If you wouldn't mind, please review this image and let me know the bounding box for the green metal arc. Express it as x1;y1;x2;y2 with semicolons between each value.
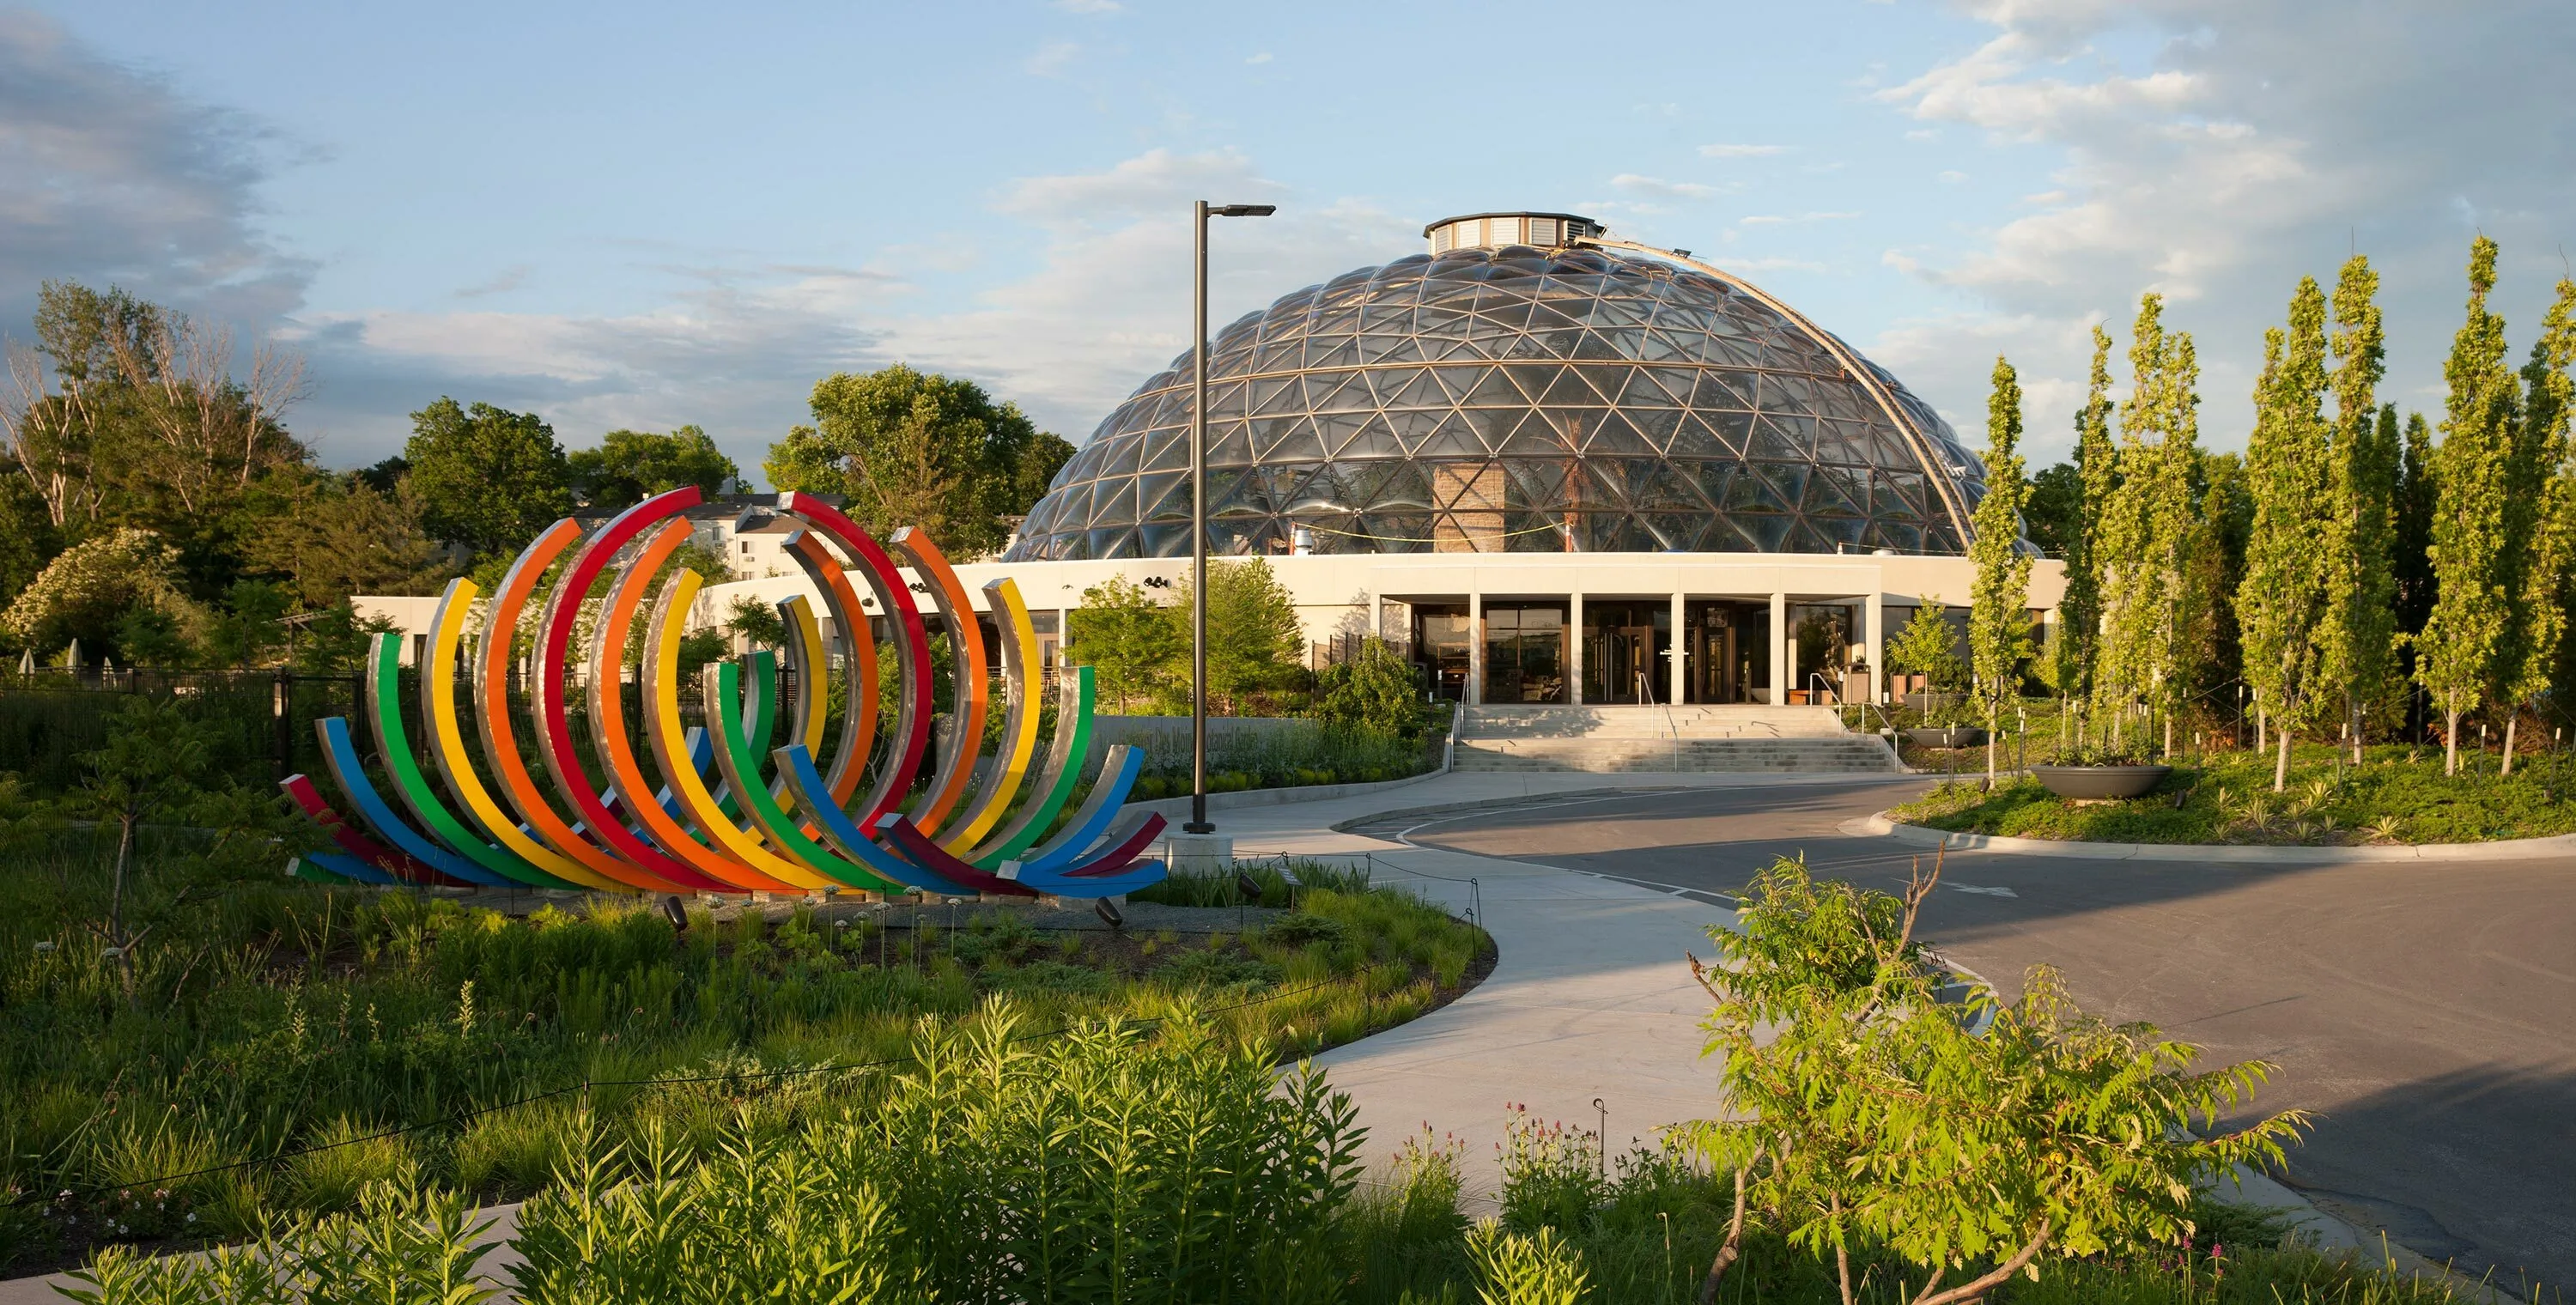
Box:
967;665;1096;871
711;647;774;823
365;633;577;889
707;655;904;893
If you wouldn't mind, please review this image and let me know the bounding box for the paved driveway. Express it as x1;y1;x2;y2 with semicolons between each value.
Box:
1376;778;2576;1292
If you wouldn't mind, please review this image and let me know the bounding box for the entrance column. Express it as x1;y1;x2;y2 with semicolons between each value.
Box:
1568;592;1585;705
1668;592;1686;706
1769;591;1788;707
1369;592;1382;647
1863;592;1885;706
1467;591;1484;707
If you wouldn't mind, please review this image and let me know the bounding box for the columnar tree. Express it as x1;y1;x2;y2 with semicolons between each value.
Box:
1969;357;2032;785
2418;238;2520;775
2494;277;2576;774
2094;296;2201;754
2236;278;2336;792
2053;326;2117;719
2321;257;2397;763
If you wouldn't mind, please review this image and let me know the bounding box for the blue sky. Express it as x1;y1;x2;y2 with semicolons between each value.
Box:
7;1;2573;477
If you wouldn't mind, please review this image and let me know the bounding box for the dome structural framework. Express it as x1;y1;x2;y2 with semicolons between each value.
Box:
1008;218;1999;564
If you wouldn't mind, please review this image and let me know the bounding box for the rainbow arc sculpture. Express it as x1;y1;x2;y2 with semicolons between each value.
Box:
282;487;1165;899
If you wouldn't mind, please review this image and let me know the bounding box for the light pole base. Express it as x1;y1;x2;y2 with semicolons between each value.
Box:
1165;831;1233;873
1182;821;1215;834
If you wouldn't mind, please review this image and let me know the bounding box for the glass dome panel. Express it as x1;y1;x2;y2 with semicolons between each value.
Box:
1007;242;2002;561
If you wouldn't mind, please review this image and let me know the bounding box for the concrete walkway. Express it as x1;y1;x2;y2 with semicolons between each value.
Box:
1205;772;1905;1201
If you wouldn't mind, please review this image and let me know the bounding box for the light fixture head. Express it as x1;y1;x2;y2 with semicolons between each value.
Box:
1213;203;1277;217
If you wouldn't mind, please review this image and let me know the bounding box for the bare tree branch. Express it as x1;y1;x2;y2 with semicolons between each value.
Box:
1696;1162;1751;1305
1910;1219;2051;1305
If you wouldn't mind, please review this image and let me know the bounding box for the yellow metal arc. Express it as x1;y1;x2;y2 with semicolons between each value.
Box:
781;594;829;774
643;569;836;890
421;577;617;890
940;578;1041;853
586;521;798;893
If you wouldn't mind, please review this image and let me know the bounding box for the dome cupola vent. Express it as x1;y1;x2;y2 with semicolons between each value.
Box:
1425;211;1602;254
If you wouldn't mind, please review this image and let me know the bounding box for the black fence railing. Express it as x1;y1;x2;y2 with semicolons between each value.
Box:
0;667;366;795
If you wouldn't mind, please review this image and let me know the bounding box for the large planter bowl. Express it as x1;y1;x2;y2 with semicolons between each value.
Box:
2029;764;2172;799
1906;726;1989;750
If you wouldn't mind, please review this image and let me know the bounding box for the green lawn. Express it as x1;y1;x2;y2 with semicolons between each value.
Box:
1892;742;2576;845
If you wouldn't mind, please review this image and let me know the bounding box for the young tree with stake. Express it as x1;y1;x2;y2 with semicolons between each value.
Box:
2418;238;2519;775
2322;257;2397;764
2094;296;2201;755
2238;278;2336;792
2056;326;2117;736
2494;276;2576;774
1969;357;2032;786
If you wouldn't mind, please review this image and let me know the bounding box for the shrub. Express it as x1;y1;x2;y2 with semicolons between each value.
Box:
65;1009;1369;1303
1680;852;2306;1304
1263;911;1351;949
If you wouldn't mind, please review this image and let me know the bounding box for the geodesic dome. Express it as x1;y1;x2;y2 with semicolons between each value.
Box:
1007;222;1995;561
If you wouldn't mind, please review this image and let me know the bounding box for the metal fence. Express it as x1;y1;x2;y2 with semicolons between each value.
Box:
0;667;364;795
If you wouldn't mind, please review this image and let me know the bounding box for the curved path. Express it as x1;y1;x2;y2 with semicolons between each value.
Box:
1391;777;2576;1292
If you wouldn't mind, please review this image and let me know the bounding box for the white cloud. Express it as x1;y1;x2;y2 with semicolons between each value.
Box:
1023;39;1082;76
1866;0;2576;458
998;148;1281;227
1738;211;1861;226
283;152;1412;467
1719;258;1833;275
1245;51;1273;64
1698;143;1791;158
1052;0;1121;13
0;12;312;338
453;265;532;299
1609;173;1721;202
1937;170;1968;184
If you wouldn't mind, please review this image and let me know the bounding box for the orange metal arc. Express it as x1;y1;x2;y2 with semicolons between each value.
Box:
889;526;986;836
586;521;799;892
469;518;689;892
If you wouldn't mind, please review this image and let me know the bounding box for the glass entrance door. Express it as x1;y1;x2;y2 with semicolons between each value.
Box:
1582;600;1670;704
1685;600;1770;703
1483;602;1567;703
1788;603;1858;704
1412;603;1471;701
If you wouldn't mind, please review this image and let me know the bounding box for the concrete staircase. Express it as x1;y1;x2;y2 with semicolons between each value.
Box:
1452;705;1900;774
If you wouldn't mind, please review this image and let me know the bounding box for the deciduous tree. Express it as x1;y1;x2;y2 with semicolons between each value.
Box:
2419;238;2519;775
1684;854;2303;1305
1066;574;1182;713
2494;276;2576;774
2094;297;2201;754
0;527;192;659
2238;277;2336;792
568;425;742;511
404;398;574;558
1177;557;1309;714
1968;357;2032;785
2322;257;2398;762
2054;326;2117;722
763;365;1072;561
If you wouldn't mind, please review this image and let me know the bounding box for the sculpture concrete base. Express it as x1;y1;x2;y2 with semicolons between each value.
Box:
1164;831;1235;875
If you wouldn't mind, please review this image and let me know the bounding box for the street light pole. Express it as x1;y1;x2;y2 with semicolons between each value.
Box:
1188;199;1275;835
